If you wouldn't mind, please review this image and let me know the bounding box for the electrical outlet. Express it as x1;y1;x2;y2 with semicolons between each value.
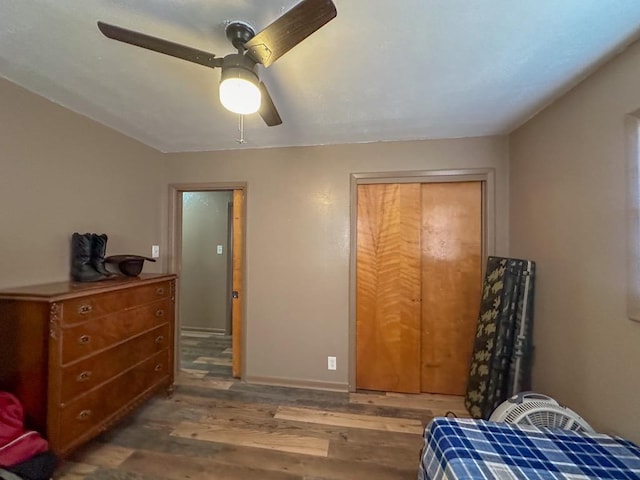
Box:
327;356;337;371
151;245;160;258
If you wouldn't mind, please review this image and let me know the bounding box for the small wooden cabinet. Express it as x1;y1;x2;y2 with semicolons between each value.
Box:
0;274;176;456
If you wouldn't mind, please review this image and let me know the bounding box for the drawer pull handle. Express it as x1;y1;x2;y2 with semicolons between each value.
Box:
156;287;165;296
76;371;92;382
76;410;92;421
78;304;92;315
154;364;163;372
155;309;164;318
78;335;91;345
154;335;164;345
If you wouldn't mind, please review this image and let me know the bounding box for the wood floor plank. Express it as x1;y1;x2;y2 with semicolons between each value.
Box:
200;403;279;423
327;438;422;469
121;445;416;480
350;392;433;411
198;405;423;450
193;356;233;366
388;392;470;417
54;462;98;480
175;373;234;390
174;386;431;425
179;368;207;378
181;331;215;338
170;421;330;457
198;444;417;480
274;406;424;434
387;391;465;401
121;449;302;480
98;423;228;458
126;396;206;425
170;392;297;418
350;392;469;417
69;443;134;468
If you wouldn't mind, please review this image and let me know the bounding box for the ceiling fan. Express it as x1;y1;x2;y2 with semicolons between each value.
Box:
97;0;337;127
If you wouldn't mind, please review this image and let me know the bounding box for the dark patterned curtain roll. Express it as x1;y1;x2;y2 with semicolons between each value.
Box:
464;256;536;419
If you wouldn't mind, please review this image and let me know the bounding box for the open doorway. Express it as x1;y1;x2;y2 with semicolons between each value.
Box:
181;190;233;376
169;184;245;380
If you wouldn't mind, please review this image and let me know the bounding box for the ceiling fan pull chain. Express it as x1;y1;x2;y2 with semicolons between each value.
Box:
237;114;246;144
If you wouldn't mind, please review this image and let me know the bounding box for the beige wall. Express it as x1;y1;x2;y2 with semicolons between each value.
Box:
0;73;509;392
510;40;640;442
0;77;165;289
181;191;232;332
165;138;509;388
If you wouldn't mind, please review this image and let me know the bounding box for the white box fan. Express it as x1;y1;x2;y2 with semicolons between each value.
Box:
489;392;594;433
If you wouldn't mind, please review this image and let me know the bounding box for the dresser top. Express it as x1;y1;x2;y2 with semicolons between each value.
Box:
0;273;176;301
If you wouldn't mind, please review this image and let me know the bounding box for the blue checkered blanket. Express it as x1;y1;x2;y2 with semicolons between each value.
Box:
418;417;640;479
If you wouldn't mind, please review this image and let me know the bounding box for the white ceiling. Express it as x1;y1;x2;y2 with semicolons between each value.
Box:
1;1;640;153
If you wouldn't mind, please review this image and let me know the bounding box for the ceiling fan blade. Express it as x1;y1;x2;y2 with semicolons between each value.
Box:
258;82;282;126
97;21;223;69
244;0;337;67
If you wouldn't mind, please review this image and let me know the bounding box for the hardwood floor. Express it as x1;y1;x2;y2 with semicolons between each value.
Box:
54;331;468;480
180;330;233;378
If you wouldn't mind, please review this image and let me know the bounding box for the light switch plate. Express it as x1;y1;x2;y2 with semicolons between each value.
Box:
328;356;337;370
217;245;223;255
151;245;160;258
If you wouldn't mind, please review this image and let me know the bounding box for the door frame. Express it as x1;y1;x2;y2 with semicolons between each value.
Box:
348;169;496;392
168;182;247;379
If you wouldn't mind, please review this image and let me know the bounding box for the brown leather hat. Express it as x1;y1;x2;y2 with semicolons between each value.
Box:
105;255;156;277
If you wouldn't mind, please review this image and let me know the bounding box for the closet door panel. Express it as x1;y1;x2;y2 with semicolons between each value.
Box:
356;184;422;393
420;182;482;395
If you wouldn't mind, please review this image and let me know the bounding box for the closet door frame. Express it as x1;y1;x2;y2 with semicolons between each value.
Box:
348;169;496;392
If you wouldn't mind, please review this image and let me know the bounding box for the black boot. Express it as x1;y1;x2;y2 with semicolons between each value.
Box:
91;233;115;277
71;233;106;282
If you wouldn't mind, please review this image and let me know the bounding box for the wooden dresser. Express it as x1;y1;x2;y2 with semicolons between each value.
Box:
0;273;176;457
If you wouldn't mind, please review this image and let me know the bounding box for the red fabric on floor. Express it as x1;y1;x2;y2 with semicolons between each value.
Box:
0;392;48;467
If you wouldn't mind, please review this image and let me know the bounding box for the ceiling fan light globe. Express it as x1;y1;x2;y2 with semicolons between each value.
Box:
219;77;261;115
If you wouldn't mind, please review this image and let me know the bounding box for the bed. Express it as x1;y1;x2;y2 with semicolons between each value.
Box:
418;417;640;479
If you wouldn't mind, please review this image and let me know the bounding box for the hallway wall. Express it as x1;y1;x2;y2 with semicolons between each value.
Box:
181;191;233;332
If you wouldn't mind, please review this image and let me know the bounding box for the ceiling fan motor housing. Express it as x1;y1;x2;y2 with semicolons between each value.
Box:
220;53;259;85
225;21;255;49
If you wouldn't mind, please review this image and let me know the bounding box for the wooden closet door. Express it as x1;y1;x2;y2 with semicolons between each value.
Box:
356;184;422;393
420;182;482;395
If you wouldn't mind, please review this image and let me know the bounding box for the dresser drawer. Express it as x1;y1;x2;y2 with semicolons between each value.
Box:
60;281;171;325
59;299;172;365
59;323;170;405
56;350;169;452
